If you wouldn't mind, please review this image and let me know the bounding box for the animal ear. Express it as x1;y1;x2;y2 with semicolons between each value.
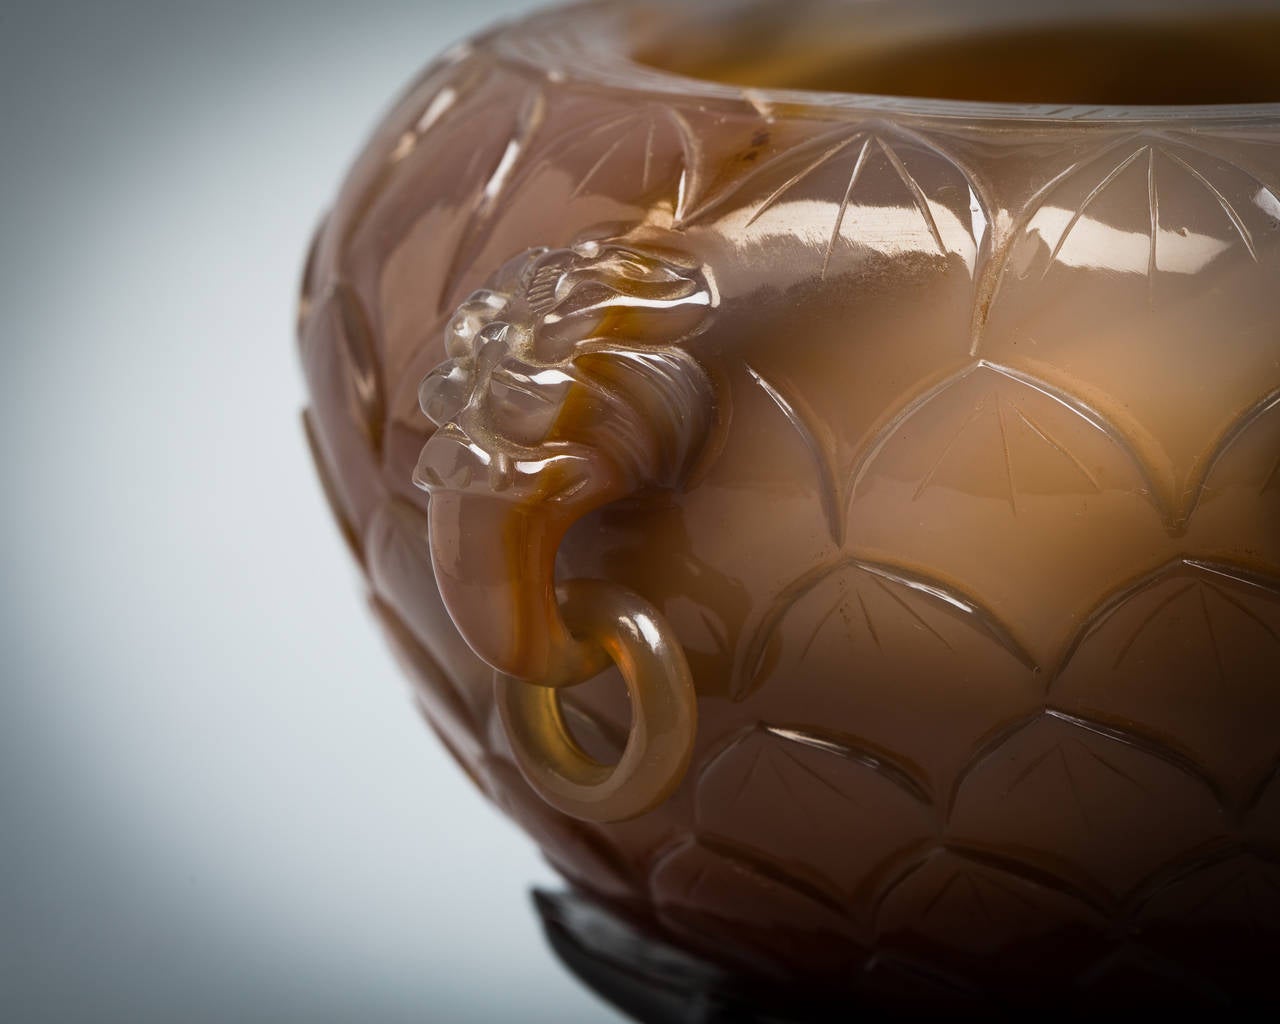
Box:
528;240;715;358
570;347;715;487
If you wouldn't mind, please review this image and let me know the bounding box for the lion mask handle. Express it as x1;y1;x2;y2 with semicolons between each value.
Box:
414;237;716;822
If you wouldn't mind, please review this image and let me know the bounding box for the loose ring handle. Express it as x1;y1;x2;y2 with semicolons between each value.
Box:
496;579;697;822
413;237;716;822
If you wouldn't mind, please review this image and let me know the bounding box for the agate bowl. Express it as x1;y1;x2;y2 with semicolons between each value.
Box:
298;0;1280;1010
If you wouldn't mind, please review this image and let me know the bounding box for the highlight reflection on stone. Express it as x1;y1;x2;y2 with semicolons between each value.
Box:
298;0;1280;1008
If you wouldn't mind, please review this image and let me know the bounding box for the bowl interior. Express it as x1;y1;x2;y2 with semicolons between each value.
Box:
632;0;1280;106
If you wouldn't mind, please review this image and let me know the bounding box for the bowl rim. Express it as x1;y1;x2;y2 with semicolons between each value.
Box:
486;0;1280;126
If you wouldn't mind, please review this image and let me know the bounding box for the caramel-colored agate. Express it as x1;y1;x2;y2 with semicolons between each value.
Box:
640;10;1280;105
299;0;1280;1006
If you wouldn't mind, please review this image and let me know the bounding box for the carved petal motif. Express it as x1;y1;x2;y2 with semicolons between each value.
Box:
438;97;728;313
548;103;704;214
979;135;1280;529
1053;560;1280;806
691;124;986;547
301;410;363;567
1249;764;1280;840
297;283;388;532
1138;851;1280;935
332;47;489;262
737;558;1038;791
436;87;548;314
375;598;484;769
873;847;1107;981
410;691;489;800
849;362;1162;669
949;711;1225;898
364;498;493;736
324;60;551;436
1185;388;1280;567
694;725;935;911
689;122;987;280
648;837;863;978
1135;852;1280;994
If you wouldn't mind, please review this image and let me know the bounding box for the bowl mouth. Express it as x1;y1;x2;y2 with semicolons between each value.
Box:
489;0;1280;125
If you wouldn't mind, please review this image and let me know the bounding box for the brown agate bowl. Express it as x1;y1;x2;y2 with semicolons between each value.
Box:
298;0;1280;1009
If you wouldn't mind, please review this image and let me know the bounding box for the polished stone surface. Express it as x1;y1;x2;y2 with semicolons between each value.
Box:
301;0;1280;1008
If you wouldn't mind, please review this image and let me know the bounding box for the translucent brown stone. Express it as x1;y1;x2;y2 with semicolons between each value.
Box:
298;0;1280;1007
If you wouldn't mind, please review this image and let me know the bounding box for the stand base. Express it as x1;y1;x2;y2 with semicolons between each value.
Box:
534;889;776;1023
533;888;1280;1022
534;889;941;1023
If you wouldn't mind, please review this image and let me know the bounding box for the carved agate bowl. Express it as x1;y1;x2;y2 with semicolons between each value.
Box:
299;0;1280;1008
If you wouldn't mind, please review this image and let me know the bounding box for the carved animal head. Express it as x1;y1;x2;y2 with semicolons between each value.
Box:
414;236;716;680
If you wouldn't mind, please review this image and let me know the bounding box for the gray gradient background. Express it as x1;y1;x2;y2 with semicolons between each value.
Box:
0;1;618;1020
